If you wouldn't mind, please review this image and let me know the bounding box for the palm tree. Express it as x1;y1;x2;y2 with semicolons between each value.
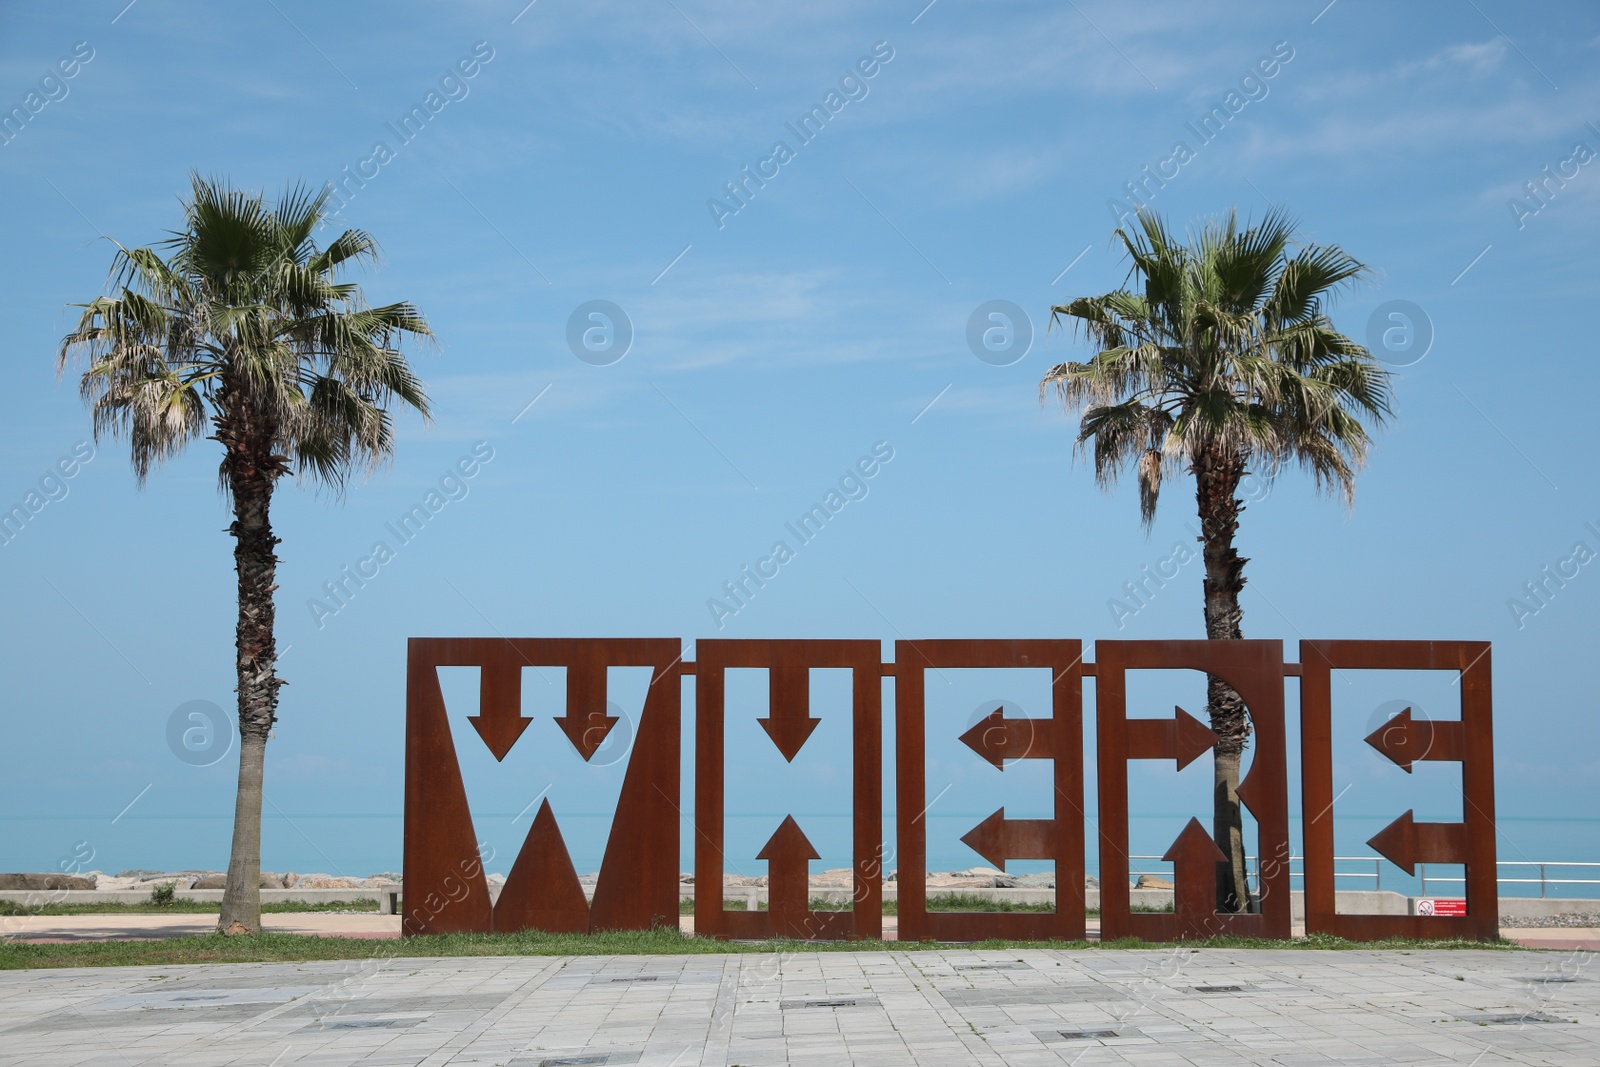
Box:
1041;208;1393;912
59;175;432;934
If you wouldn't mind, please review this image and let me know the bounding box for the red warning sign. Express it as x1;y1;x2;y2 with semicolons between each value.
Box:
1416;897;1467;917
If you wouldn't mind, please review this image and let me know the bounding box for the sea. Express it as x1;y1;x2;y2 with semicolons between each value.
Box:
6;812;1597;901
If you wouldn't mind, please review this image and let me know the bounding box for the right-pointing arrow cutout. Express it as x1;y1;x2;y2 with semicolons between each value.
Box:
1127;706;1217;769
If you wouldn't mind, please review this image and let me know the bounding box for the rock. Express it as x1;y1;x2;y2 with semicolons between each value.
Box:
292;874;361;890
926;868;1010;889
1135;874;1174;890
0;873;95;891
679;873;695;884
955;866;1008;880
139;873;210;890
919;866;1034;890
86;873;143;891
283;872;299;888
188;873;281;890
1084;875;1099;888
810;868;854;888
1500;912;1600;929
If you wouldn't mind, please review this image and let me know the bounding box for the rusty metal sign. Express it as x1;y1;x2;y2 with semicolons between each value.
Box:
1299;640;1497;942
403;638;682;936
692;639;883;940
893;640;1087;943
1095;640;1293;942
403;637;1497;942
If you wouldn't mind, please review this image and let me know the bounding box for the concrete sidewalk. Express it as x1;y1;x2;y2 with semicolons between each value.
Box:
2;946;1596;1065
2;913;402;942
7;912;1597;950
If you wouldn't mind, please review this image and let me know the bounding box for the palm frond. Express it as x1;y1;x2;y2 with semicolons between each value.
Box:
59;175;434;494
1040;207;1394;518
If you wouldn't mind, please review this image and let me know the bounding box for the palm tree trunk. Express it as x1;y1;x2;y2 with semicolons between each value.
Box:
217;396;284;935
1194;445;1253;913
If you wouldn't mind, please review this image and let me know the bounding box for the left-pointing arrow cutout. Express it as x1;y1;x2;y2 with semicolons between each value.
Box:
959;705;1054;769
959;808;1055;871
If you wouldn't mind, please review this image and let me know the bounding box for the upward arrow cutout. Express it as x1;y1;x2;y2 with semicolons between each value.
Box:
757;814;820;931
468;663;533;761
757;665;820;761
1162;817;1228;930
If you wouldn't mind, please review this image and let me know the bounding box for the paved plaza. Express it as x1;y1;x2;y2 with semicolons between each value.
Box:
6;913;1598;951
3;947;1597;1066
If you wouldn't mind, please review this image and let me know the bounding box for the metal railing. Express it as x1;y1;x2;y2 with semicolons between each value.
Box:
1126;856;1600;898
1129;854;1383;894
1420;861;1600;899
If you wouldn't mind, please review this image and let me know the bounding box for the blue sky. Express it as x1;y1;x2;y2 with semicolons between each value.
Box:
1;0;1597;888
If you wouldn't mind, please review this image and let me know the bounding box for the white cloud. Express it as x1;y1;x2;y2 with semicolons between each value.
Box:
1398;39;1507;78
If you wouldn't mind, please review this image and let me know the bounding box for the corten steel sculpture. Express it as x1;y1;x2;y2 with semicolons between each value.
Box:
894;640;1088;943
402;638;682;936
1095;640;1292;941
402;637;1497;942
1299;640;1497;941
693;640;883;940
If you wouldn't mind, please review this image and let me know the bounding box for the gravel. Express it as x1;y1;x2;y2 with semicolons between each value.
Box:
1500;912;1600;929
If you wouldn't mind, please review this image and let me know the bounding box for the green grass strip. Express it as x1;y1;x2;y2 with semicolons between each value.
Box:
0;900;379;917
0;928;1523;970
